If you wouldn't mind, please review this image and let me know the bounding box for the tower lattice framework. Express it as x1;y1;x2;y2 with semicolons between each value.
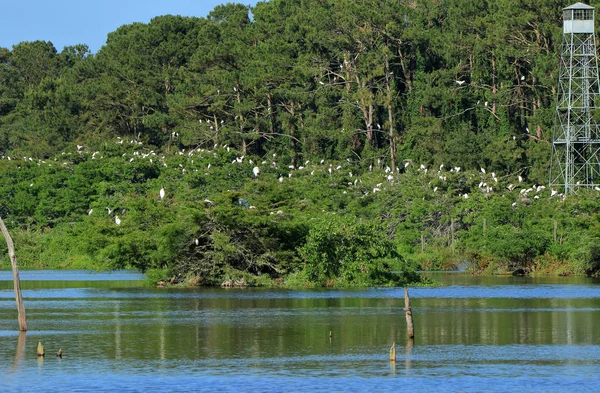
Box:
550;3;600;194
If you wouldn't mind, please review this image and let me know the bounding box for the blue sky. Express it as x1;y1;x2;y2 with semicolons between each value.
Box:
0;0;260;54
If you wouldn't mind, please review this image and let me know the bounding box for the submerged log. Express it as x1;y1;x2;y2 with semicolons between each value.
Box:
404;287;414;339
0;216;27;331
57;348;62;358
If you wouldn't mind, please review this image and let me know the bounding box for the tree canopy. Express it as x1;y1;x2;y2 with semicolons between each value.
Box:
1;0;600;285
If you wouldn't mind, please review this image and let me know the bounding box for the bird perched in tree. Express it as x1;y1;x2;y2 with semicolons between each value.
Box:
253;166;260;177
115;216;121;225
160;187;165;200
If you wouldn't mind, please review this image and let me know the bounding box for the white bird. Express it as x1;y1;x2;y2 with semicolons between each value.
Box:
520;75;525;81
455;80;465;85
551;189;558;197
160;187;165;200
88;209;93;215
253;166;260;177
518;175;523;183
279;176;284;183
115;216;121;225
481;168;486;174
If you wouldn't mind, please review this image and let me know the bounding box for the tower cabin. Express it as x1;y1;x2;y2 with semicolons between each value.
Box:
563;2;594;34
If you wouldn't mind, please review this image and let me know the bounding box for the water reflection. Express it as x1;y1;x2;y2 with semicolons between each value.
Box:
11;332;26;372
1;273;600;392
405;338;414;372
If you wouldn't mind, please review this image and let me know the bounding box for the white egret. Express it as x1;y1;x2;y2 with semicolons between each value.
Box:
160;187;165;200
253;166;260;177
115;216;121;225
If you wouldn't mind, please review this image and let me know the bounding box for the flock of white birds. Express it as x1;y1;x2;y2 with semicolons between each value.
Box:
3;134;593;226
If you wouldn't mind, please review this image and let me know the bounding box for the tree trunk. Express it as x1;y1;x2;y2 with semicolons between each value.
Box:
0;216;27;331
385;52;397;173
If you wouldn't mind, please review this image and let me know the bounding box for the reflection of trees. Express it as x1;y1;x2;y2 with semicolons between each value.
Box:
88;292;600;362
415;297;597;345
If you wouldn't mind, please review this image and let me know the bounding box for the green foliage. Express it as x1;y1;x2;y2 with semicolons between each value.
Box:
2;0;600;285
298;216;413;287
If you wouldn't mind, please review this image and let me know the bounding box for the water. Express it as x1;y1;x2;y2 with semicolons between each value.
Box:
1;272;600;392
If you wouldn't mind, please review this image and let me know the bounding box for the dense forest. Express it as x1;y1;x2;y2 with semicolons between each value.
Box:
1;0;600;286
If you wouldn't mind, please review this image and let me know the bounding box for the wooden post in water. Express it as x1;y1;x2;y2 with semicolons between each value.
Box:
389;342;396;361
0;216;27;331
404;287;414;339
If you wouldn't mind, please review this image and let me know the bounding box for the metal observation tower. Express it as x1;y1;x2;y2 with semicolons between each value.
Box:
550;2;600;194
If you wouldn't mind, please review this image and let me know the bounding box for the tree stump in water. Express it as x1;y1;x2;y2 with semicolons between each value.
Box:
404;287;414;339
389;342;396;361
0;216;27;331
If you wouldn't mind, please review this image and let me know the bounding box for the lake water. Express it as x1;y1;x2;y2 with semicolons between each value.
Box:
1;271;600;392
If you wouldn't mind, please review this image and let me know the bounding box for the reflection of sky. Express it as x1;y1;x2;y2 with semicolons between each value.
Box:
3;284;600;300
0;270;143;281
